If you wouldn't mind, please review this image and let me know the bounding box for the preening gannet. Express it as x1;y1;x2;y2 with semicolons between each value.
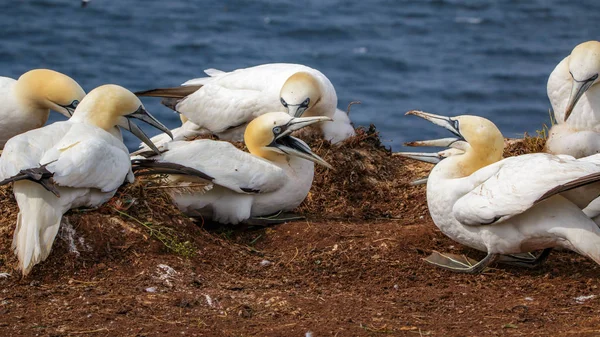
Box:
398;110;600;274
135;63;355;144
0;85;171;276
0;69;85;149
132;111;332;225
546;41;600;158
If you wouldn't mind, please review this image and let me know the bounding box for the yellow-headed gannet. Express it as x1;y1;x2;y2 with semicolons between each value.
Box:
0;69;85;149
397;110;600;274
0;85;171;276
546;41;600;158
135;63;355;144
132;111;332;224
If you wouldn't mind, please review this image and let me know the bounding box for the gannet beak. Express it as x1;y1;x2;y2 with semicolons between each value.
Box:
287;104;309;118
120;106;173;154
271;115;333;168
565;75;597;121
405;137;462;148
393;151;445;164
405;110;464;140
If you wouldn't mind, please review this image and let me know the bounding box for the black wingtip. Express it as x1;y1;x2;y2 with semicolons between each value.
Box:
131;159;214;181
0;164;60;197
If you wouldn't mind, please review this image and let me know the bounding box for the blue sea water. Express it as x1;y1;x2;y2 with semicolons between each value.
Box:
0;0;597;150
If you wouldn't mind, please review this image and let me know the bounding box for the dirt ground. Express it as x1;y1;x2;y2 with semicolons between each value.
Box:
1;129;600;337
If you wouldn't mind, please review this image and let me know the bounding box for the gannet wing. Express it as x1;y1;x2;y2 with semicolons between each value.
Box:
157;140;287;194
0;122;72;180
39;127;131;192
453;153;600;226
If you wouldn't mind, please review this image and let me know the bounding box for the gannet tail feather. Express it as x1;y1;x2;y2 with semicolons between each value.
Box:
131;159;214;181
0;165;59;197
12;181;63;276
134;85;203;99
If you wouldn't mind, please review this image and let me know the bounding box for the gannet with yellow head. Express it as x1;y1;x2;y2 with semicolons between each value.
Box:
397;110;600;274
0;84;172;276
134;63;355;144
132;111;332;224
0;69;86;149
546;41;600;157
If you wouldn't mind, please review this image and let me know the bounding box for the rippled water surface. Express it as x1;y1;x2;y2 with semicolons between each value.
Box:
1;0;597;150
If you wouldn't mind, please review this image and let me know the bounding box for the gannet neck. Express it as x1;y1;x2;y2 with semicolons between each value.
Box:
14;69;85;117
280;72;323;118
71;84;143;131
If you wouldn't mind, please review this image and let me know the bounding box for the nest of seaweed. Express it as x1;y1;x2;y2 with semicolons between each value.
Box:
0;126;546;274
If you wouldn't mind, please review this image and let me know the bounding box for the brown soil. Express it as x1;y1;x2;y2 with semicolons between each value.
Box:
2;129;599;337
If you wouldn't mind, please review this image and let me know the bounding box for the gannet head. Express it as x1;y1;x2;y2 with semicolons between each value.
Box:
280;72;322;118
565;41;600;121
400;110;504;177
15;69;86;117
244;111;333;168
73;84;173;154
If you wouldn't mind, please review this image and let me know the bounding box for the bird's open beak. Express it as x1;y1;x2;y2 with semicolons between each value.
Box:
119;106;173;154
271;116;333;168
565;76;597;121
405;110;464;140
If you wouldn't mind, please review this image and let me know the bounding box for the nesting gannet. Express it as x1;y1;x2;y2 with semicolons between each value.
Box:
135;63;355;144
0;85;171;275
546;41;600;158
397;110;600;274
132;111;332;224
0;69;85;149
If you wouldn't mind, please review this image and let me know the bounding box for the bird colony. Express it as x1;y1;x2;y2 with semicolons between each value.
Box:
1;42;600;277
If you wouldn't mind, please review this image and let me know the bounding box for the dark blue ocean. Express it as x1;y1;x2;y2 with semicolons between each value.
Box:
1;0;597;150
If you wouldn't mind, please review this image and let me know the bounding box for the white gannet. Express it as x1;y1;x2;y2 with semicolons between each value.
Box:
397;110;600;273
132;111;332;225
546;41;600;158
135;63;355;144
0;85;171;276
0;69;86;149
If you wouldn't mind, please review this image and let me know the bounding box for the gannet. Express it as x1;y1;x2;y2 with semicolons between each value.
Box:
135;63;355;144
397;110;600;274
546;41;600;158
132;111;332;225
0;69;85;149
0;85;171;275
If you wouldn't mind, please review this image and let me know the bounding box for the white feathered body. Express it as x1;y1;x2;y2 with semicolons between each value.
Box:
0;121;133;274
427;153;600;262
151;140;314;224
0;76;49;149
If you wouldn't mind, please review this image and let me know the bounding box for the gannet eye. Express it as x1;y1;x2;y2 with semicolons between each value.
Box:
453;119;460;131
590;74;599;82
273;126;282;134
301;98;310;107
280;97;288;108
70;100;79;109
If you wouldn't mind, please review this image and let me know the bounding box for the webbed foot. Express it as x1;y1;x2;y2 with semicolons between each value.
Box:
424;251;499;274
497;248;552;268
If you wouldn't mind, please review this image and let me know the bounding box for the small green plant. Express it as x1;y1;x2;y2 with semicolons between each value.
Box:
112;207;196;258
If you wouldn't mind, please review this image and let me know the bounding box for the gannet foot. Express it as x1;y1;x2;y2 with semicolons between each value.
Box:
244;211;305;226
424;251;499;274
497;248;552;269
